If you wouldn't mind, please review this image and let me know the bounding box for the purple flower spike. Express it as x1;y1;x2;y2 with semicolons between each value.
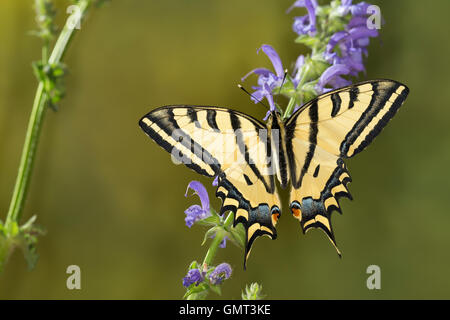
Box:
322;1;380;84
184;181;211;228
208;263;232;285
182;268;204;287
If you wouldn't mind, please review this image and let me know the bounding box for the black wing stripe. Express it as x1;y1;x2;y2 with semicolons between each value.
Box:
187;108;198;124
348;86;359;109
206;109;220;132
296;101;318;188
330;93;342;117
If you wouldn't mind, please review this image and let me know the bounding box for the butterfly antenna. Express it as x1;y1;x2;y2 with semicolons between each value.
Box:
278;69;289;95
238;84;269;110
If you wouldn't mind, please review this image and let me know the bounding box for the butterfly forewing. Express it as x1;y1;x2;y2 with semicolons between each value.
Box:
139;106;281;267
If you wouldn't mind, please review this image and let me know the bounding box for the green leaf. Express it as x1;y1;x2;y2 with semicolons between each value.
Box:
295;35;320;49
226;223;245;249
310;58;330;76
188;260;199;270
201;226;220;246
196;214;220;227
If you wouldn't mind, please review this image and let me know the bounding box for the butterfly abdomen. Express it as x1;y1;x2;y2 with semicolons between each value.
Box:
268;112;289;189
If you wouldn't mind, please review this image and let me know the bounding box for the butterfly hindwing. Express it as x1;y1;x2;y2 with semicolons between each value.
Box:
285;80;409;252
139;106;281;267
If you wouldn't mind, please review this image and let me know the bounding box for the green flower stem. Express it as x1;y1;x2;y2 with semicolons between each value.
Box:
4;0;92;231
283;96;297;120
202;212;234;268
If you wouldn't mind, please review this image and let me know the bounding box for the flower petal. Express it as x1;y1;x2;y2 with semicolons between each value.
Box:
317;64;351;92
263;83;276;112
351;2;371;16
185;180;210;212
241;68;273;81
258;45;284;78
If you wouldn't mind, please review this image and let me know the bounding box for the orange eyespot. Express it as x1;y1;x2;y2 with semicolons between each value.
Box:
270;206;281;225
290;201;302;219
272;212;280;222
291;207;301;218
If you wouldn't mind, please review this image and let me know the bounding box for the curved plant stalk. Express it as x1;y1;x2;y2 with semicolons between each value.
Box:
0;0;98;272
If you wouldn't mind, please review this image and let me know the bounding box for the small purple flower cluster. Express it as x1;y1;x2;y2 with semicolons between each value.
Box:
289;0;318;36
182;263;232;288
182;268;203;287
242;0;380;116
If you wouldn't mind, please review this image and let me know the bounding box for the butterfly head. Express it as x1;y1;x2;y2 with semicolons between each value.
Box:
266;110;283;128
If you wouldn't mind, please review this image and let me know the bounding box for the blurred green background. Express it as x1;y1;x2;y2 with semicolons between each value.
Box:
1;0;450;299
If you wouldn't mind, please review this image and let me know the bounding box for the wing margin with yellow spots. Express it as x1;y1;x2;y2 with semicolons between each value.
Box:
285;80;409;253
139;106;281;267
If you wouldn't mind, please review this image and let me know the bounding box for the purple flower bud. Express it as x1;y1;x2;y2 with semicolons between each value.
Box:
208;263;232;285
182;268;204;287
289;0;318;36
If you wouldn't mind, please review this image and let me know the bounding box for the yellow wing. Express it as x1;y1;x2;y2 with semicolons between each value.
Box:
285;80;409;253
139;106;281;267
